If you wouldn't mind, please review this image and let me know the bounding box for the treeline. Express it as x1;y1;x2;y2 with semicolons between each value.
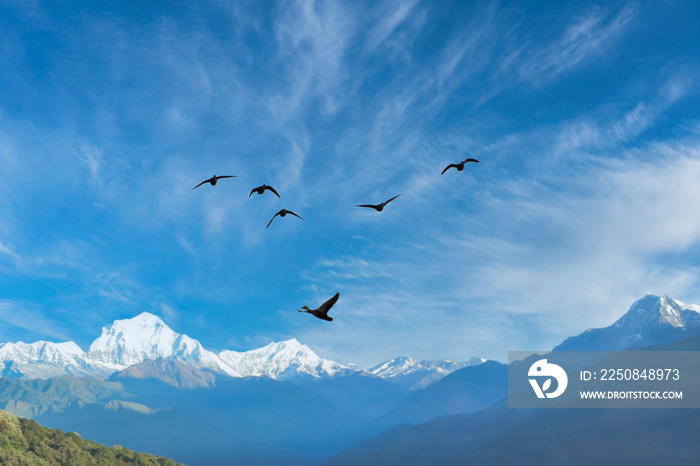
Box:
0;409;181;465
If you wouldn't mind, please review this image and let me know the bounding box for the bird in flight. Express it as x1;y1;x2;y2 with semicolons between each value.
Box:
192;175;237;190
355;194;402;212
441;157;479;175
249;184;281;199
298;292;340;321
266;209;304;229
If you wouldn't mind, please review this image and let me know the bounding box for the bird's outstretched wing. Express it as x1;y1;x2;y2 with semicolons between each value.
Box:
384;194;402;205
318;292;340;315
266;211;282;229
193;175;236;190
248;188;256;199
192;177;214;190
464;158;479;164
266;186;281;198
287;210;304;221
355;204;379;209
441;164;458;175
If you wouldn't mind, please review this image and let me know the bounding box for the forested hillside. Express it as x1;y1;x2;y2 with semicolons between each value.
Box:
0;409;180;465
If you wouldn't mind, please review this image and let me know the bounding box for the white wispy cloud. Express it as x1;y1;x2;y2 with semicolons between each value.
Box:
0;240;21;266
554;68;699;155
159;302;179;322
514;4;637;86
271;0;358;119
76;143;102;186
306;256;394;281
0;301;74;343
365;0;422;54
433;5;499;92
365;3;501;140
95;272;140;306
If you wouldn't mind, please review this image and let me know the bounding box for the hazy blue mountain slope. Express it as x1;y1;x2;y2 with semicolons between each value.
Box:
466;407;700;465
0;376;125;418
291;372;410;422
328;401;700;466
325;400;530;466
373;360;507;427
110;358;217;388
37;403;229;465
38;375;361;465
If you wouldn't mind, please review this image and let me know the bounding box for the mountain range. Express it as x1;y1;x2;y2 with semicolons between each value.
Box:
3;293;692;385
0;312;480;387
0;293;697;464
368;356;485;389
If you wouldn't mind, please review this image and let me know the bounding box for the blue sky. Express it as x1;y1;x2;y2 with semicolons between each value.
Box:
1;0;700;367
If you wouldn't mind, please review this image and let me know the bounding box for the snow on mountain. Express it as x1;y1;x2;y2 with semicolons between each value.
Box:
219;339;358;380
554;294;700;351
369;357;483;379
0;312;503;385
369;356;486;389
0;340;82;363
612;294;700;330
84;312;240;377
0;341;91;379
0;313;358;381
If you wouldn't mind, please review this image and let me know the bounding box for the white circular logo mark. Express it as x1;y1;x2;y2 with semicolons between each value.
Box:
528;359;568;399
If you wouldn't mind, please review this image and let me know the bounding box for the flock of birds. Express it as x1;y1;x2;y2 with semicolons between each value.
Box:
192;156;479;321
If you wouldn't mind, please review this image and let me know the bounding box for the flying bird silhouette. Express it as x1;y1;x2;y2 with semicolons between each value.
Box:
441;158;479;175
248;184;281;199
192;175;237;190
298;292;340;321
355;194;402;212
266;209;304;229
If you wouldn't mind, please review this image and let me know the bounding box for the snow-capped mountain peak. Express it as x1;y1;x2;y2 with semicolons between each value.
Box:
369;356;419;378
87;312;181;367
219;338;357;379
369;356;484;379
612;294;700;331
554;294;700;352
85;312;239;376
368;356;486;389
0;340;82;364
0;340;95;379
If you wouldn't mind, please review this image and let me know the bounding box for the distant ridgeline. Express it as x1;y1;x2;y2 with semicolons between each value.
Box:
0;409;180;465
